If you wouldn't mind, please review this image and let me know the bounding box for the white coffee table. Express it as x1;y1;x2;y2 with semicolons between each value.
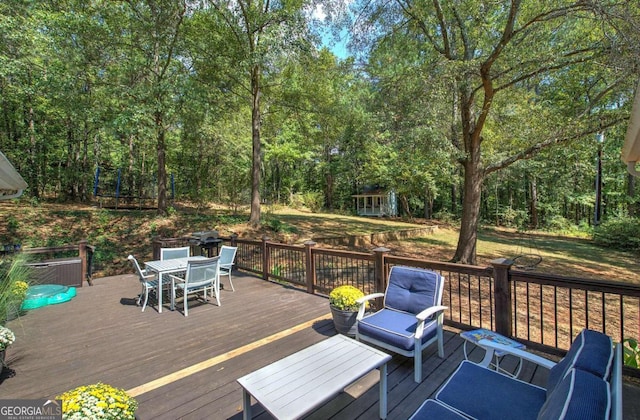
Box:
237;334;392;419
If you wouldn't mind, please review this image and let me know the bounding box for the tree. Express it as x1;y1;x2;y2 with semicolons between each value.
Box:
198;0;311;226
352;0;638;263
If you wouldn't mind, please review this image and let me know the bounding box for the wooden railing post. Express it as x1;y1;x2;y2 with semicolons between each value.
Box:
491;258;514;337
304;241;317;294
373;247;390;309
79;240;88;287
230;233;238;247
152;238;161;260
262;236;270;282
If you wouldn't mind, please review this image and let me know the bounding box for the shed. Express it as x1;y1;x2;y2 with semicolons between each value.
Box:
353;189;397;217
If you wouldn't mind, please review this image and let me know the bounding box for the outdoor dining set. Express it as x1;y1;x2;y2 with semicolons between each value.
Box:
127;244;237;316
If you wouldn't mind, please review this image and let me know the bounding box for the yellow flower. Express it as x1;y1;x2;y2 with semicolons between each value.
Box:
329;285;367;311
57;383;137;420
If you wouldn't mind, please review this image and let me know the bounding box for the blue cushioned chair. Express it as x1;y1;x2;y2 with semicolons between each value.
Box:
356;266;447;383
409;400;467;420
410;328;621;420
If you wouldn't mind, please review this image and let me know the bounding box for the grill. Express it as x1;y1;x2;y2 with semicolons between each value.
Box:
189;230;222;257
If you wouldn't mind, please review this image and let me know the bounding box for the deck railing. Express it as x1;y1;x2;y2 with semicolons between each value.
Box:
154;235;640;360
18;240;95;287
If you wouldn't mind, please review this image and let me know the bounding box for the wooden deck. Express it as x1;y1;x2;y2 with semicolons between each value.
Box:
1;272;638;419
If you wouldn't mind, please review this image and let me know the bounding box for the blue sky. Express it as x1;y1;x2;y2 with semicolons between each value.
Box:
310;3;351;59
321;30;350;59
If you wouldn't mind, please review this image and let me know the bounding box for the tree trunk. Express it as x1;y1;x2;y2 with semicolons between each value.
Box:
453;158;482;264
28;101;39;199
452;83;484;265
424;186;432;219
530;177;538;229
249;64;262;227
156;112;167;215
128;134;135;199
628;173;637;217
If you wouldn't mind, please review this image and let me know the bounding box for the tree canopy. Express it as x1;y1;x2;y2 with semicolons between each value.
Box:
1;0;639;263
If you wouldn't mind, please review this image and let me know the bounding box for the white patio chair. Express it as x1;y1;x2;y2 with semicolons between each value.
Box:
160;246;190;260
169;257;220;316
127;254;160;312
356;266;447;383
218;245;238;291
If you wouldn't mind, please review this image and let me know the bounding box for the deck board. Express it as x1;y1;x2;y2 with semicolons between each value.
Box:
1;272;637;419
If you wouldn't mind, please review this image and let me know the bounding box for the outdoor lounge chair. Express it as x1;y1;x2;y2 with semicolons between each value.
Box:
410;328;622;420
218;245;238;291
169;257;220;316
356;266;447;383
127;254;160;312
160;246;190;260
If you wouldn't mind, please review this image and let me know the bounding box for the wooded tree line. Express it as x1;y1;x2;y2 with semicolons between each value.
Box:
1;1;639;263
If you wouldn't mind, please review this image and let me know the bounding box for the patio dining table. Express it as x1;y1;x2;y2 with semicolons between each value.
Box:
144;256;207;313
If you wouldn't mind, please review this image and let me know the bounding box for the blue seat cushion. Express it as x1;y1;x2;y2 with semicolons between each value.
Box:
357;308;438;351
385;266;442;314
436;361;546;420
409;399;469;420
538;369;610;420
547;329;613;396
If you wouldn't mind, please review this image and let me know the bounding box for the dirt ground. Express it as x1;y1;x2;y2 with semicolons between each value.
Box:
0;200;638;283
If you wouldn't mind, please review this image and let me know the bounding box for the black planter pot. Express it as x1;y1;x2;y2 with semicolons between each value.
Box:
330;305;358;337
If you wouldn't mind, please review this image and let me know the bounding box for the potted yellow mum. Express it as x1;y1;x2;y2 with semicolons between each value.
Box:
329;285;367;337
57;382;138;420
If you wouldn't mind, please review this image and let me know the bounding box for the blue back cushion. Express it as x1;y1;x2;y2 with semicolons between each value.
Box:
547;329;613;396
538;369;610;420
384;266;441;315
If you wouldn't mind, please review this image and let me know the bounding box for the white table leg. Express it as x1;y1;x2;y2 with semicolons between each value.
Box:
480;347;494;368
158;271;164;313
379;363;388;419
242;389;252;420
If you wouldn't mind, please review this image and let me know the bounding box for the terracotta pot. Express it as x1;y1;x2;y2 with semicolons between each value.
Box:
330;305;358;337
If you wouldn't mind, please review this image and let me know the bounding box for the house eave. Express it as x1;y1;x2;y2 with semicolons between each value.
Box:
0;151;27;200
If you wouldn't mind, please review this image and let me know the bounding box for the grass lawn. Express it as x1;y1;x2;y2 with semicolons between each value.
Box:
0;201;638;284
385;227;640;284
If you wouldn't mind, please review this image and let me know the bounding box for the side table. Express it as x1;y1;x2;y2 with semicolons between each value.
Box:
460;328;526;377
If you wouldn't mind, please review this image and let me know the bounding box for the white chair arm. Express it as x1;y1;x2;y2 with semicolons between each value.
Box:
416;305;448;322
357;293;384;304
168;273;185;284
414;306;447;339
141;272;156;281
477;339;557;370
356;293;385;319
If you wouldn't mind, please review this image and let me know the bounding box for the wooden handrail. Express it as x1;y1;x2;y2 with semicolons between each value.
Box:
155;235;640;365
20;240;94;287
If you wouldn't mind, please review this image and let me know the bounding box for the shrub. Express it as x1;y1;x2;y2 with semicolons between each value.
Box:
622;338;640;368
0;256;32;321
544;215;572;232
291;191;324;212
593;216;640;251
